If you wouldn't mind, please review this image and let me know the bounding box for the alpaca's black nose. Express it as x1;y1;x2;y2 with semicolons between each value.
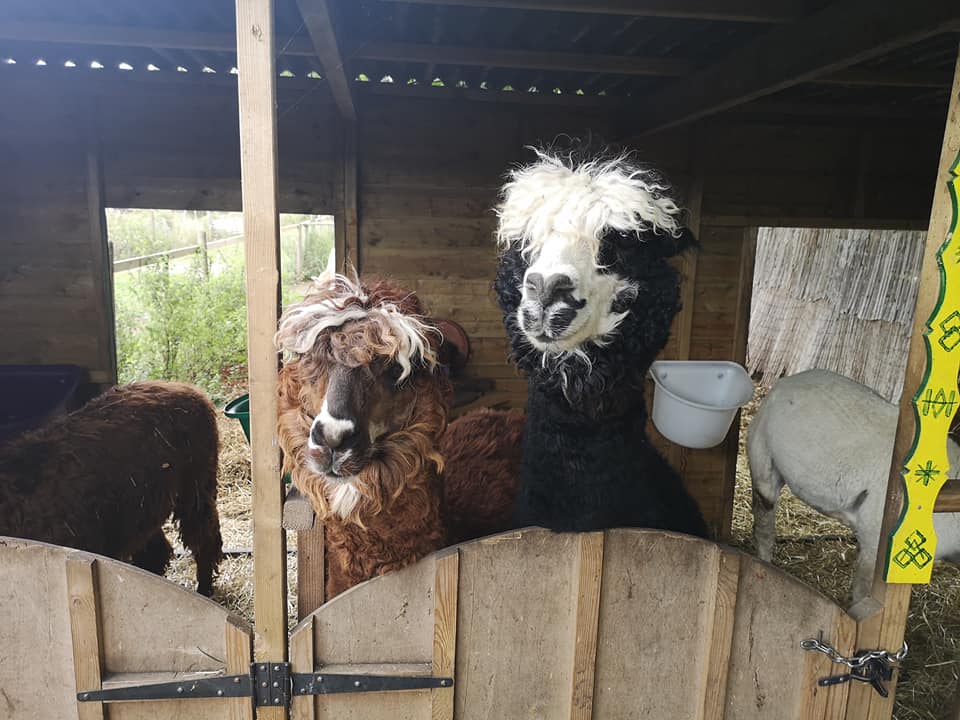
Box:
526;272;575;308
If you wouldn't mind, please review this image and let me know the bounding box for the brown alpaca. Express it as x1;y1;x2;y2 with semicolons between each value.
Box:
277;274;451;598
276;273;524;599
0;382;223;595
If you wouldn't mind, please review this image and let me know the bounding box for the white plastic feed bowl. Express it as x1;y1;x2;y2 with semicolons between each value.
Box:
649;361;754;449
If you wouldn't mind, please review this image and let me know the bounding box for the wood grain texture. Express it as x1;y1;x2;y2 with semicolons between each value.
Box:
226;618;255;720
290;617;316;720
699;552;740;720
67;555;105;720
569;532;604;720
234;0;288;695
431;550;459;720
297;524;326;620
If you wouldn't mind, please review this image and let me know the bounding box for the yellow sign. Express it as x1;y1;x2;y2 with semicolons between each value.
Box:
886;151;960;584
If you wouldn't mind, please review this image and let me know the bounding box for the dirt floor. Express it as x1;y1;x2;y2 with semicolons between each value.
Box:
163;388;959;720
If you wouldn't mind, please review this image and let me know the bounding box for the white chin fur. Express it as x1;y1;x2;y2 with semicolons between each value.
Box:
327;481;361;518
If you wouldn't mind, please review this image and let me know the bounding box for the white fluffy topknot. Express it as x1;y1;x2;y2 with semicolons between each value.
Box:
495;148;684;261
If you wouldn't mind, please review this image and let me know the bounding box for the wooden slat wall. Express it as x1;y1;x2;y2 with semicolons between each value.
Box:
0;80;341;383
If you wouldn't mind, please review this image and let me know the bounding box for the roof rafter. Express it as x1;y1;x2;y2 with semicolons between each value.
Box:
373;0;807;23
635;0;960;134
355;42;694;76
294;0;355;118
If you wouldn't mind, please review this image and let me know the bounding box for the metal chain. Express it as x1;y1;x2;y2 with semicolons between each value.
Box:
800;638;908;668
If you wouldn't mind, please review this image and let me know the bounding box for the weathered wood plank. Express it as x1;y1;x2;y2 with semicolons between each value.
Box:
431;550;459;720
699;552;740;720
226;618;255;720
67;556;105;720
290;617;316;720
569;533;603;720
593;532;720;718
297;524;326;620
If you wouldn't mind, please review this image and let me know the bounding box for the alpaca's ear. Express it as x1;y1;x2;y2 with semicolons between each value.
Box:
434;319;471;375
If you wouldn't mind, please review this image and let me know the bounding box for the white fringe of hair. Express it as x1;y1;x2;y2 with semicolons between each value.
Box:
274;274;439;382
495;148;683;264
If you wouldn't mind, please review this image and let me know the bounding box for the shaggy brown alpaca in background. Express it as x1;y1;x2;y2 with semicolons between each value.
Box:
441;407;524;544
0;382;223;595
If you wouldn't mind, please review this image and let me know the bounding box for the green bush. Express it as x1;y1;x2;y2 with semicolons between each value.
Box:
112;212;333;403
115;250;249;401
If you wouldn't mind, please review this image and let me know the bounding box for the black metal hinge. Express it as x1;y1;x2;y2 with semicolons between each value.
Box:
78;663;452;707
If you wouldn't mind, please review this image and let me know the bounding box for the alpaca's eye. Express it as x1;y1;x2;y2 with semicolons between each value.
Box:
386;361;406;384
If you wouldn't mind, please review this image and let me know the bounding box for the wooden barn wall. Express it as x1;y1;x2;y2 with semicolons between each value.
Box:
0;78;341;386
0;88;114;383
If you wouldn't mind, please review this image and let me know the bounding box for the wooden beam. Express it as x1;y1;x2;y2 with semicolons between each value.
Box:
342;122;359;273
84;100;117;387
819;67;954;89
234;0;288;705
295;0;355;119
356;42;694;76
373;0;806;23
0;20;314;55
636;0;960;135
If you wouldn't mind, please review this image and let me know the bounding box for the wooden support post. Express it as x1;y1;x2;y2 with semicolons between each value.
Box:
85;100;117;387
664;165;703;478
568;532;603;720
431;549;459;720
235;0;288;708
66;556;105;720
848;44;960;720
719;227;758;540
343;122;359;274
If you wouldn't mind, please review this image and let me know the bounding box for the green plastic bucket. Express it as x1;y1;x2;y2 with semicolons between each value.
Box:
224;394;251;443
224;393;291;484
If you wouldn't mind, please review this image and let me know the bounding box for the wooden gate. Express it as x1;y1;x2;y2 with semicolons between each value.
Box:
0;537;253;720
290;527;855;720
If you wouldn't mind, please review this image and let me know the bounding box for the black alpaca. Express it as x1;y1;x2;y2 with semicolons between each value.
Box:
493;147;708;537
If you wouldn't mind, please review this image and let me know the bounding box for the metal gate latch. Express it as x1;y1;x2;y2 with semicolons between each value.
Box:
801;637;907;698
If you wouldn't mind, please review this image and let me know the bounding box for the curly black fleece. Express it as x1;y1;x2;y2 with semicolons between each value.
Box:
495;225;709;537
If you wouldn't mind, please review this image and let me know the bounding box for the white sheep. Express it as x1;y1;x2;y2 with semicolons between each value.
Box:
748;368;960;604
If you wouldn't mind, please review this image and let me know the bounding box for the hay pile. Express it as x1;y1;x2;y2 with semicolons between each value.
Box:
163;415;299;628
163;388;958;719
